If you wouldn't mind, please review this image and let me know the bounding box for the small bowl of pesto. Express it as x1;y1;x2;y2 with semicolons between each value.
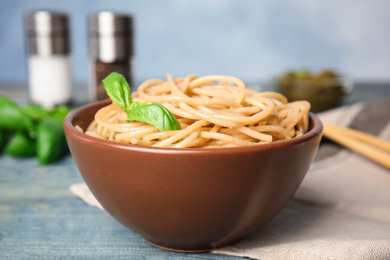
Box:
276;69;353;113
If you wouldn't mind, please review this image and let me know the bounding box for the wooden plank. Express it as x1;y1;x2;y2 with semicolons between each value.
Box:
0;156;240;259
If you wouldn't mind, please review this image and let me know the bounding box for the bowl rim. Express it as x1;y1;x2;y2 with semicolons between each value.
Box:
64;100;323;155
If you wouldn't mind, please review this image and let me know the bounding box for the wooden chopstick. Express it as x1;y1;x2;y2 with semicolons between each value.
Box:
322;121;390;169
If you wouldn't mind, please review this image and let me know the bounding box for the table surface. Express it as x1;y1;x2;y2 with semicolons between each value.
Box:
1;81;390;259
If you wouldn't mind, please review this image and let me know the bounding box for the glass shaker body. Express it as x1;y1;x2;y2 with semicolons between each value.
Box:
88;12;133;101
26;11;72;109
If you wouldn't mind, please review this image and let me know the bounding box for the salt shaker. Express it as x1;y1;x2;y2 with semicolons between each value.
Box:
88;12;133;101
25;11;72;109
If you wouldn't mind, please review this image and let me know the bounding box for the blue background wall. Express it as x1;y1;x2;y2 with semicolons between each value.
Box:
0;0;389;84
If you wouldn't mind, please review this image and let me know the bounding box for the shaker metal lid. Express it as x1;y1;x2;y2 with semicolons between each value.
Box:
25;11;70;55
89;11;133;36
26;11;69;37
88;11;133;62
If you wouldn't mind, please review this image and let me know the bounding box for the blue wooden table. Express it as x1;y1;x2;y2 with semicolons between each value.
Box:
0;155;243;259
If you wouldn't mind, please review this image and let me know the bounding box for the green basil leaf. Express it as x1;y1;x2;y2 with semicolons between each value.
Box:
22;104;50;121
50;105;73;120
0;95;36;138
129;101;147;111
127;104;181;132
4;131;36;157
37;117;68;165
102;72;132;113
0;129;12;154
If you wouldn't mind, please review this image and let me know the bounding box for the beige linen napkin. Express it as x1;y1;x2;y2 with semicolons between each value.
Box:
70;183;104;210
70;100;390;260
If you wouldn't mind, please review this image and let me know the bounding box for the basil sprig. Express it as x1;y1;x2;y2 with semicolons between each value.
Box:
102;72;181;132
127;104;181;132
102;73;132;113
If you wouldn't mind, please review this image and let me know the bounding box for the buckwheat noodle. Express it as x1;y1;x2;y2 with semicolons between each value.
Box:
81;74;310;148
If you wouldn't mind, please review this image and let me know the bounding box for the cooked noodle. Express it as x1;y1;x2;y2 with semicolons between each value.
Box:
82;74;311;148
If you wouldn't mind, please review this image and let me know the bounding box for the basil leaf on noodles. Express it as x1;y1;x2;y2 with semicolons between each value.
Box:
127;104;181;132
103;72;132;113
129;101;147;110
102;72;180;132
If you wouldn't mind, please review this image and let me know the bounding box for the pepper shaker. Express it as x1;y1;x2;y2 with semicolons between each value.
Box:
88;11;133;101
25;11;72;109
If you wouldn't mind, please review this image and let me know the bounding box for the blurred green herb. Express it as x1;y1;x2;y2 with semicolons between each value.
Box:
0;94;73;164
0;95;36;138
37;117;68;165
22;104;51;121
4;131;36;157
0;129;12;153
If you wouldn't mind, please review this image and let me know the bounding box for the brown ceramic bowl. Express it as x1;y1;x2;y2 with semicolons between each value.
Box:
64;99;323;252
